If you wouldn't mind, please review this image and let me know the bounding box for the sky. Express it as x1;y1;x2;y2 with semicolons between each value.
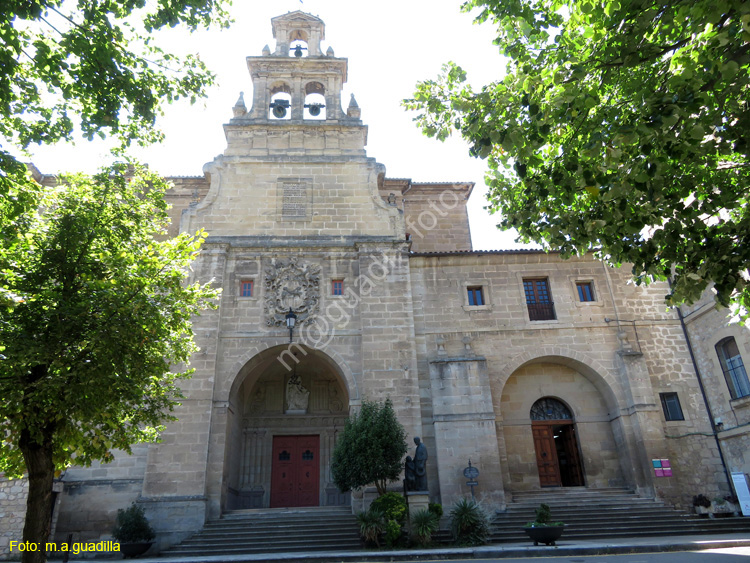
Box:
24;0;538;250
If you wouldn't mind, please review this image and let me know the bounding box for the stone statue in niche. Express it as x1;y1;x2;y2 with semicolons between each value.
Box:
413;436;428;491
286;373;310;413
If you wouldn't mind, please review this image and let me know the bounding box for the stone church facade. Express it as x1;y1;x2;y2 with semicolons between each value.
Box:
2;11;750;556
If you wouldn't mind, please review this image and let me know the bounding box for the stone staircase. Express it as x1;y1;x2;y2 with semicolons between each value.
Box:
161;506;360;557
491;487;750;542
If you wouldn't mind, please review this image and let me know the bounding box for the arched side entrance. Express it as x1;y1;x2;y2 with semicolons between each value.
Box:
530;398;584;487
224;345;351;510
497;361;625;492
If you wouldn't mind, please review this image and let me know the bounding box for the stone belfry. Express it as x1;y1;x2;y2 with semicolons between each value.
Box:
179;10;402;239
240;11;359;124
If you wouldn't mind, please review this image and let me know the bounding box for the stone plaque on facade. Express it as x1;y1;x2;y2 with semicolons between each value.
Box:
278;178;312;221
264;257;321;326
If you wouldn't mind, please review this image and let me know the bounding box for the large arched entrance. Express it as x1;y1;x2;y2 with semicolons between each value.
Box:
223;345;351;510
530;398;584;487
496;360;626;492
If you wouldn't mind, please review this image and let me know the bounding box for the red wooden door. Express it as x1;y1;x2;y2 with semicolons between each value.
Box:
532;424;561;487
270;435;320;508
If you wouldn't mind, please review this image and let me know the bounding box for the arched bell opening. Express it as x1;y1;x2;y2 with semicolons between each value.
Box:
223;345;351;510
303;82;326;120
269;83;292;120
289;29;309;57
530;397;585;488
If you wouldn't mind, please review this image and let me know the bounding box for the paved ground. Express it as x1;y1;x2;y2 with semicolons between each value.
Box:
53;532;750;562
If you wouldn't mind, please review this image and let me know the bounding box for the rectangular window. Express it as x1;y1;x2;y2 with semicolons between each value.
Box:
332;280;343;296
576;281;595;302
467;286;484;306
523;278;556;321
240;280;253;297
660;393;685;421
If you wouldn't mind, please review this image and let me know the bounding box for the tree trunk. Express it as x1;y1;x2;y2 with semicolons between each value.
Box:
20;426;55;563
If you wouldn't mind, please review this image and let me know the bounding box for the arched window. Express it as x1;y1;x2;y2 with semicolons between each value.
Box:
530;398;573;421
716;337;750;399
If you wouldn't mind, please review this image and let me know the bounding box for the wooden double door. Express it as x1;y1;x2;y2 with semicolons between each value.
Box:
532;422;584;487
270;435;320;508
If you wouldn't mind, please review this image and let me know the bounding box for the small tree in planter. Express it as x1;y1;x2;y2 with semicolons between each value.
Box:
522;503;565;546
112;503;155;558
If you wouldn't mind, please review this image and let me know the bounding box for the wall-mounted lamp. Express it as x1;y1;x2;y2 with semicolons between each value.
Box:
285;307;297;343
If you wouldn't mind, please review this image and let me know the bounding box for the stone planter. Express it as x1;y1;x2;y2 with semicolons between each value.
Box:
709;501;739;518
523;525;565;546
119;542;153;558
694;505;710;517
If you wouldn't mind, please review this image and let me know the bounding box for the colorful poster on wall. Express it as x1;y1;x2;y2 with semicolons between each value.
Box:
652;458;672;477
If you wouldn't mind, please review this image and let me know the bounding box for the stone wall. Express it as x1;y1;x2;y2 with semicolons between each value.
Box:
0;477;28;560
409;251;724;509
681;290;750;499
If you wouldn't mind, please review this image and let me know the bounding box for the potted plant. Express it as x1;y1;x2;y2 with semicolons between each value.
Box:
693;494;712;516
112;503;155;558
523;503;565;546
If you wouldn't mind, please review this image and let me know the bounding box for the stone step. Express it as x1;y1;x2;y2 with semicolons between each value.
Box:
162;506;361;556
492;488;750;543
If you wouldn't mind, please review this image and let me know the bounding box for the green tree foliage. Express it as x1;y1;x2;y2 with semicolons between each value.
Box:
406;1;750;316
331;398;408;497
0;0;230;231
0;163;219;563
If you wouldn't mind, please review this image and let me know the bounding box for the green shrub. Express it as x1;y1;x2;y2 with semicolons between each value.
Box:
524;503;564;527
428;502;443;520
371;492;407;524
356;508;385;547
449;497;490;546
331;398;408;496
410;508;439;546
111;503;155;543
384;518;402;548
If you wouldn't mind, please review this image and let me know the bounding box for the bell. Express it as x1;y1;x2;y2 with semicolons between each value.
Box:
294;44;303;58
304;103;325;117
270;99;290;119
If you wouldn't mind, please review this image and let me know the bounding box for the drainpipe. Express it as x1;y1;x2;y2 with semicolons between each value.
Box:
674;302;733;493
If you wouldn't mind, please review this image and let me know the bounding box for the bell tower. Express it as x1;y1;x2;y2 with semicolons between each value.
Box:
180;10;402;240
233;11;360;127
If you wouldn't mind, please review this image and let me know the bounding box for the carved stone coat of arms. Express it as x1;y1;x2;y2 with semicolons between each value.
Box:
263;257;321;326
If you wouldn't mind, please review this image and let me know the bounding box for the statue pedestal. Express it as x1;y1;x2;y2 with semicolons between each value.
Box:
406;492;429;519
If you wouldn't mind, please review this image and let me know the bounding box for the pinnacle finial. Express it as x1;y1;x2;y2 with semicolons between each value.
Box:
232;91;247;117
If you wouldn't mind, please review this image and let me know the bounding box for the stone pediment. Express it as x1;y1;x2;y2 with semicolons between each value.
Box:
272;11;324;26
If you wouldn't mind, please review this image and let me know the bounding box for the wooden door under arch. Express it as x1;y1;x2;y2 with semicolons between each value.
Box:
270;435;320;507
532;422;584;487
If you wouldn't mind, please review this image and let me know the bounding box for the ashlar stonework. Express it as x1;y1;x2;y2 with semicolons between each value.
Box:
3;11;749;558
